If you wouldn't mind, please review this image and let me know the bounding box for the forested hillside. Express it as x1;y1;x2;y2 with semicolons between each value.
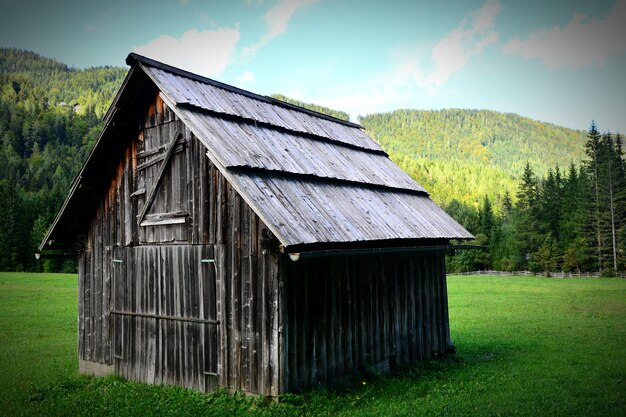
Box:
0;49;623;275
0;48;126;118
0;48;126;271
360;109;587;207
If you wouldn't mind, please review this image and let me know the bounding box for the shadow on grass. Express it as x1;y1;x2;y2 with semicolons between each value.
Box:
22;341;523;417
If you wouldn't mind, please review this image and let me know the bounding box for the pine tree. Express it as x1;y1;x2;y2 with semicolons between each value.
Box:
540;167;563;241
502;190;513;215
517;162;539;211
560;163;589;271
583;122;604;272
533;236;559;275
494;190;516;271
478;195;494;240
613;133;626;270
599;132;626;273
511;162;541;269
0;180;27;270
581;123;626;274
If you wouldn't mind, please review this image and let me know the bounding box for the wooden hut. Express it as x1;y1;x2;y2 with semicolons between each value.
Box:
40;53;473;396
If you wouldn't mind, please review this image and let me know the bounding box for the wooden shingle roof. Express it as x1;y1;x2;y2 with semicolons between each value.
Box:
41;53;472;251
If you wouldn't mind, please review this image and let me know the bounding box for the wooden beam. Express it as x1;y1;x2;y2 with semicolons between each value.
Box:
109;310;219;325
136;129;181;225
130;188;146;197
139;211;188;227
136;143;184;171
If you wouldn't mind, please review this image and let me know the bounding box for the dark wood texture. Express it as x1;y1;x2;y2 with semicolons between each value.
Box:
78;93;281;395
279;251;452;392
110;245;217;391
215;180;280;396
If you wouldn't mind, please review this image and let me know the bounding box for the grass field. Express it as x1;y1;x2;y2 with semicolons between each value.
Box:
1;272;625;416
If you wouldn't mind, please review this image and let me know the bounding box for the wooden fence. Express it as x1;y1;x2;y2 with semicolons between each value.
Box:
449;270;626;279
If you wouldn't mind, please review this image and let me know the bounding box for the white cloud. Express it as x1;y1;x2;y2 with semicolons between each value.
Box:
239;70;256;84
133;27;240;77
421;0;501;88
284;65;419;122
265;1;502;120
242;0;317;60
310;0;502;118
317;88;414;122
471;0;500;32
503;0;626;68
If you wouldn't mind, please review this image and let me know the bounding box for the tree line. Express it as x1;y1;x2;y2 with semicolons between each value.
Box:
0;49;123;271
447;122;626;276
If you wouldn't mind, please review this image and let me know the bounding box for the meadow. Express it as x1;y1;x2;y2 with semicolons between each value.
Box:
1;272;624;416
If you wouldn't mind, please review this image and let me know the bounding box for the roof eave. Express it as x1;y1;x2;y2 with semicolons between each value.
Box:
281;236;476;255
287;243;483;260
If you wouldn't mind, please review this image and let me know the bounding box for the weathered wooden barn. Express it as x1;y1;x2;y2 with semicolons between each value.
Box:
41;53;473;396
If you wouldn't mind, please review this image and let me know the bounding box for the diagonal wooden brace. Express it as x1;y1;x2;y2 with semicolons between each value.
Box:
136;129;182;225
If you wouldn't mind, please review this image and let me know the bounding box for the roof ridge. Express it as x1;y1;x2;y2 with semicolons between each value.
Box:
126;52;362;129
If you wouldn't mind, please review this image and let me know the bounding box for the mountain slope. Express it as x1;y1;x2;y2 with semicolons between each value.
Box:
0;48;126;271
0;47;126;118
359;109;588;208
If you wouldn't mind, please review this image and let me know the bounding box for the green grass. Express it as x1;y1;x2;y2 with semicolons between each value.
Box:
1;272;625;416
0;272;77;415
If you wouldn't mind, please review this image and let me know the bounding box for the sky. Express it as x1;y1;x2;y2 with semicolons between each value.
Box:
0;0;624;133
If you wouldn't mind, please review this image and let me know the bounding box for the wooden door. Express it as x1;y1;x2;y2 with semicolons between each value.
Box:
111;245;218;392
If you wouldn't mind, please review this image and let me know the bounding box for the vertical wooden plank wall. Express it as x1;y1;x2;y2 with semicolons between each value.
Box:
280;251;452;392
78;150;128;365
78;93;211;370
217;179;280;397
78;91;281;396
110;245;217;392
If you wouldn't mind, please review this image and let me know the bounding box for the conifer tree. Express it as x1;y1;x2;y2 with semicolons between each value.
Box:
517;162;539;211
502;190;513;215
478;195;495;240
599;132;626;273
540;167;563;241
511;162;541;269
613;133;626;270
560;163;588;271
583;122;604;272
